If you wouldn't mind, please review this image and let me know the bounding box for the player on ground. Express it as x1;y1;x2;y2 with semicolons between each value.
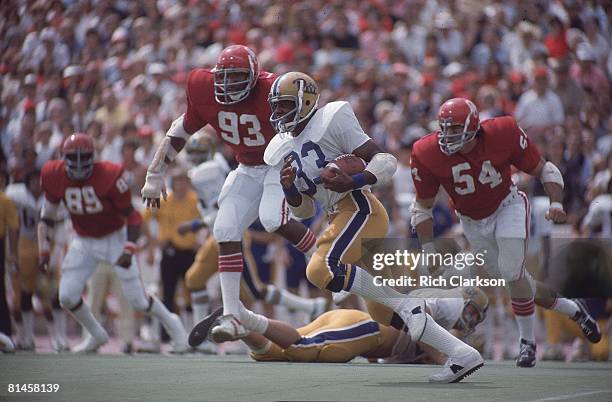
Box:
39;133;188;353
141;45;319;341
263;72;483;383
193;287;488;364
180;133;326;351
410;98;602;367
6;170;69;351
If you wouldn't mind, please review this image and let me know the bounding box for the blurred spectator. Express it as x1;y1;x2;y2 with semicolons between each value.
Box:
94;89;130;130
550;58;584;118
514;66;564;136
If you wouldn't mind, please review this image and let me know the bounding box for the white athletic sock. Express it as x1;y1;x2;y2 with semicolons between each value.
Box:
278;288;316;313
551;298;580;318
420;314;474;358
191;290;210;324
22;311;34;344
52;309;67;343
303;244;315;259
45;318;57;344
512;298;535;343
219;271;242;315
294;229;316;258
348;266;408;312
237;303;269;334
70;302;107;339
515;313;536;343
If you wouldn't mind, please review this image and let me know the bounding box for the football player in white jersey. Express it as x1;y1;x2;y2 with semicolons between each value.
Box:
183;132;327;349
198;286;488;365
262;71;483;383
6;170;69;351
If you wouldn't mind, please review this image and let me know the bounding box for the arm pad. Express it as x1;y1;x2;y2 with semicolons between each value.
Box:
167;114;191;141
147;115;189;174
540;161;564;189
288;195;316;219
365;153;397;185
410;200;434;227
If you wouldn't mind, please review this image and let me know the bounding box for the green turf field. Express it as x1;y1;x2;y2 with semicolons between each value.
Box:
1;355;611;401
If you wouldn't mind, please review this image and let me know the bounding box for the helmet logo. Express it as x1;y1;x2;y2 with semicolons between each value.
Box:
293;78;317;95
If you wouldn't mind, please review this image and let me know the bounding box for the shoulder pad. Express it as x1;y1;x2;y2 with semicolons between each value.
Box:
264;135;294;166
304;101;350;143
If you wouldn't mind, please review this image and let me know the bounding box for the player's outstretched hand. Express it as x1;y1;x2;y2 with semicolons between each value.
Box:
321;166;353;193
142;170;167;209
545;205;567;223
280;155;297;189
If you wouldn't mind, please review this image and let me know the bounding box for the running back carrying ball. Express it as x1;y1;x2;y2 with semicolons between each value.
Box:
321;154;366;180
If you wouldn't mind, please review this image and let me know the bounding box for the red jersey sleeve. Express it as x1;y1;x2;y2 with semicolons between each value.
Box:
183;69;210;134
410;151;440;200
508;118;542;174
41;160;63;204
107;169;132;213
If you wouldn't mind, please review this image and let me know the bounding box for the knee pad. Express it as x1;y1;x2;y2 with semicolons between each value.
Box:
259;209;282;233
59;292;81;311
404;299;427;342
213;221;242;243
21;293;33;312
126;292;150;312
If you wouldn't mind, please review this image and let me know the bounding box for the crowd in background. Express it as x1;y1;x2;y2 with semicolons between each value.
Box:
1;0;610;358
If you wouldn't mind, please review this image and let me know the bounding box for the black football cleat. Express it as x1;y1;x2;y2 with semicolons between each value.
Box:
517;339;536;368
572;299;602;343
188;307;223;347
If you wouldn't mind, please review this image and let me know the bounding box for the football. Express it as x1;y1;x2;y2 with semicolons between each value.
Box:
321;154;367;180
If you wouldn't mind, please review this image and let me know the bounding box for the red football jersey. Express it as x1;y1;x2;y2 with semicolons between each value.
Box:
182;69;278;166
411;116;541;220
41;160;132;238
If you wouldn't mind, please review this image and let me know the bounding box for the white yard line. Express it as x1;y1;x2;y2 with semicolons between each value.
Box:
527;389;611;402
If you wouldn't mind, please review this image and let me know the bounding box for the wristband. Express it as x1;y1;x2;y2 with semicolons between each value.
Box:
283;184;301;198
123;241;137;255
191;219;202;231
352;172;367;189
422;242;436;255
550;202;563;211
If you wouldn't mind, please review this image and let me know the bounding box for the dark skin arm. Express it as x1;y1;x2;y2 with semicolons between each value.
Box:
321;140;383;193
280;155;302;207
116;206;141;268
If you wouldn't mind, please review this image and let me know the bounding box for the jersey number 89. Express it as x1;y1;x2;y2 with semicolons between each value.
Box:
65;186;103;214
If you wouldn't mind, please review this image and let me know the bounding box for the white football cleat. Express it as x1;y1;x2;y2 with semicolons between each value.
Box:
0;332;15;353
211;314;248;343
72;331;109;354
429;348;484;383
164;313;189;354
332;290;351;305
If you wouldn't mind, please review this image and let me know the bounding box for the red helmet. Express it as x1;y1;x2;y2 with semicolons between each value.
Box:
62;133;94;180
437;98;480;155
213;45;259;105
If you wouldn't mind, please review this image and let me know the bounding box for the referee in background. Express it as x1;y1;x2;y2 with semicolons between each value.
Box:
143;169;200;339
